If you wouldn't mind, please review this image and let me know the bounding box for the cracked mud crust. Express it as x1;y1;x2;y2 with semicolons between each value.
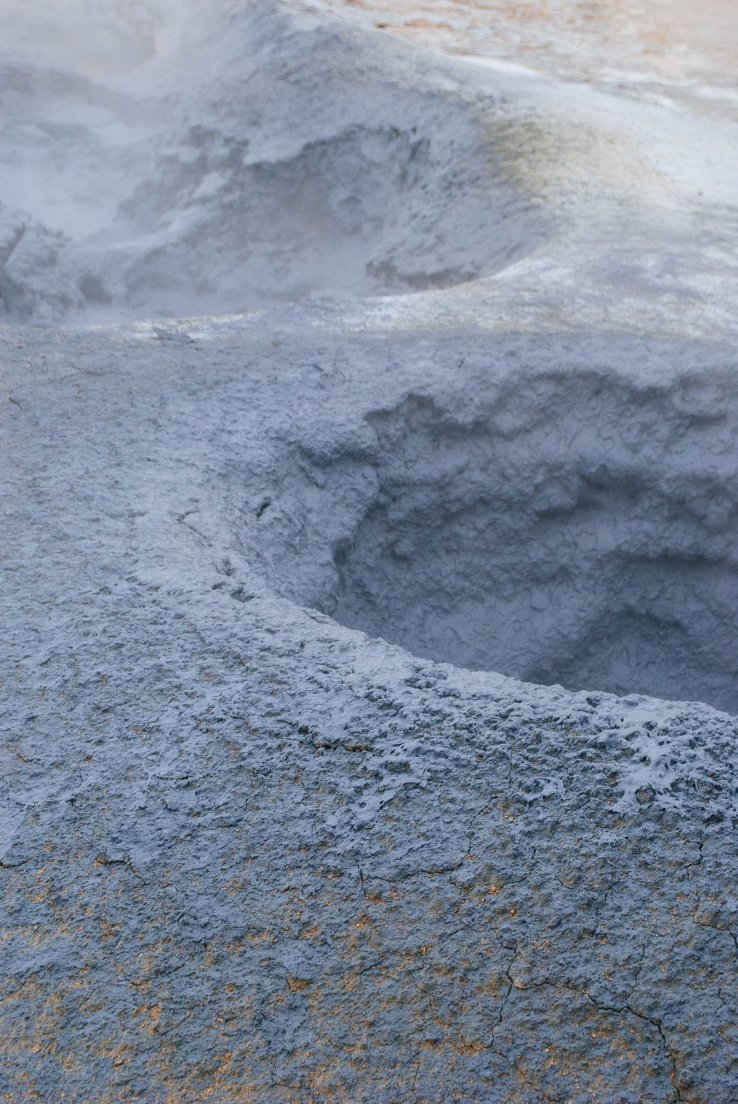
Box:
1;325;736;1103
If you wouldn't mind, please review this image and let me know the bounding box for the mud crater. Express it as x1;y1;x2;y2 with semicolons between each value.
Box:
264;371;738;713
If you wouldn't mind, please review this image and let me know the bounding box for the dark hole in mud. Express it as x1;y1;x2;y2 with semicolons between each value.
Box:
298;379;738;713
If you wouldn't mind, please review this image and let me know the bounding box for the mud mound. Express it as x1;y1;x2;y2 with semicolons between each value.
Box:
0;202;82;319
0;0;548;320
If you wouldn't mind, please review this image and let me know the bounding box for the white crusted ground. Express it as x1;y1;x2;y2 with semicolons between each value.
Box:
1;2;737;1102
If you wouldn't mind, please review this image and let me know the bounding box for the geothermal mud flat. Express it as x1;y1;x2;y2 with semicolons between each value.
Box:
1;2;737;1101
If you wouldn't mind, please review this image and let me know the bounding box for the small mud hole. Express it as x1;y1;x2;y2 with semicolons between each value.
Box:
268;370;738;713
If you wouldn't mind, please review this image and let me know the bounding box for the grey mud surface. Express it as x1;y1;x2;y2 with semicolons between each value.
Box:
2;325;737;1103
1;2;738;1102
